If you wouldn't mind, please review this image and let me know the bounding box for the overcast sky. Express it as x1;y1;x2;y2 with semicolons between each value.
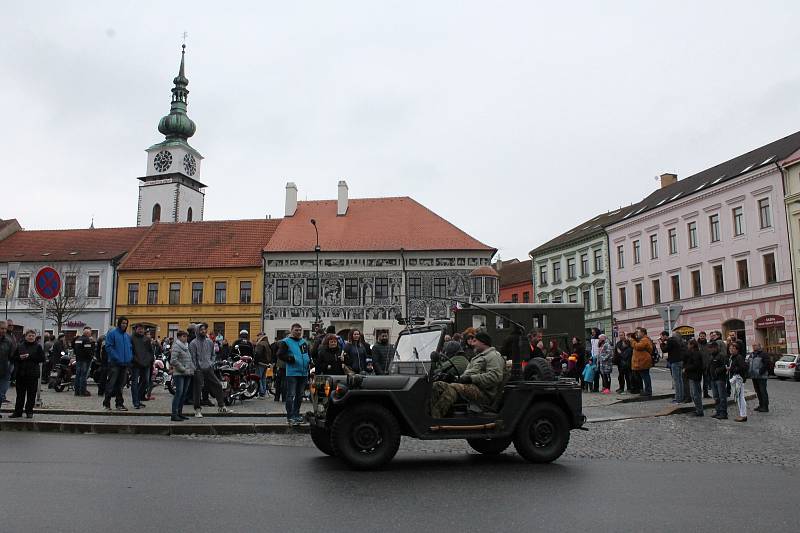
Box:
3;1;800;261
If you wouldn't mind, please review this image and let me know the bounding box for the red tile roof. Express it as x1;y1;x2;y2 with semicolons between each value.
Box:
119;219;281;270
0;226;148;262
264;197;494;253
499;259;532;288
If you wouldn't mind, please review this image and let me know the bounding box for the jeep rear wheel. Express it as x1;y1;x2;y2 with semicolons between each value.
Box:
523;358;555;381
467;437;512;455
331;404;401;470
513;402;569;464
310;426;336;457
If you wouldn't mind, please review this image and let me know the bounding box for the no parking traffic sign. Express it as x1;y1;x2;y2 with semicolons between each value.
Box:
35;267;61;300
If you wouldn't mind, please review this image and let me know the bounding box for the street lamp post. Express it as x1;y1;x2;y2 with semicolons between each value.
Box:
310;219;321;327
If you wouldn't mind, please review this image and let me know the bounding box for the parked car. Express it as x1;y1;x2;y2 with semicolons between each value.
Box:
774;354;800;381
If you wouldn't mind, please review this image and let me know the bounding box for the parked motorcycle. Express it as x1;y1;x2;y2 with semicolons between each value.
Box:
49;351;76;392
148;354;169;396
218;354;260;405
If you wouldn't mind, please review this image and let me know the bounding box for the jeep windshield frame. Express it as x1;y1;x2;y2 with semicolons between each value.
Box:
389;325;445;376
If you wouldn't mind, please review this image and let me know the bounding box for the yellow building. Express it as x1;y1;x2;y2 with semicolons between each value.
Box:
115;219;280;341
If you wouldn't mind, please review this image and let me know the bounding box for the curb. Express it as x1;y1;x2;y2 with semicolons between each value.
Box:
0;419;310;435
0;407;285;418
656;392;757;417
616;392;673;404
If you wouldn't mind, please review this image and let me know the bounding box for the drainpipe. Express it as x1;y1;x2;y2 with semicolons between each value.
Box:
399;248;409;327
261;252;267;334
110;253;124;330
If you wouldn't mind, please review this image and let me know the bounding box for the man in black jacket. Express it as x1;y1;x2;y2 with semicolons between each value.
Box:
708;342;729;419
663;331;687;404
749;342;770;413
130;324;154;409
72;326;96;397
0;321;13;410
683;339;705;416
371;332;395;375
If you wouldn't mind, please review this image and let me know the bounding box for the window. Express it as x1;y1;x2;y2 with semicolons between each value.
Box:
552;262;561;283
471;276;482;295
127;283;139;305
580;254;589;275
758;198;772;229
595;287;605;310
539;265;547;285
733;207;744;236
713;264;724;293
375;278;389;299
187;207;193;222
652;279;661;304
671;275;681;300
17;276;29;298
409;277;422;298
764;253;777;284
618;287;627;310
147;282;159;304
511;293;518;303
523;291;530;303
213;322;225;338
88;274;100;298
582;290;590;312
593;249;603;272
192;282;204;304
303;279;316;301
169;282;181;304
568;291;577;303
668;228;678;255
635;283;643;307
552;294;562;303
617;245;624;269
649;234;658;259
64;274;77;298
345;278;359;300
688;222;698;249
485;277;497;295
540;295;549;303
691;270;701;297
633;240;641;264
0;277;6;299
214;281;227;304
709;214;720;242
152;203;161;223
238;322;250;335
567;258;576;279
167;323;179;340
737;259;749;289
433;277;447;298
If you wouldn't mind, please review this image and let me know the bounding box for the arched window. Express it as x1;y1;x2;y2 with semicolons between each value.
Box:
151;203;161;223
187;207;193;222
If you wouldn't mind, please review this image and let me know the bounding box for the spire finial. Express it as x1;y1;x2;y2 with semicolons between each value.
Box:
157;41;196;141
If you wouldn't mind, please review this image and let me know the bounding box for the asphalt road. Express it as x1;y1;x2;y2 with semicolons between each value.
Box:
0;427;796;533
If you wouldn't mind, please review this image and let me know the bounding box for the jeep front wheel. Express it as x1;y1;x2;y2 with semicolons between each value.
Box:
310;426;336;457
513;402;569;463
523;358;555;381
331;404;401;470
467;438;512;455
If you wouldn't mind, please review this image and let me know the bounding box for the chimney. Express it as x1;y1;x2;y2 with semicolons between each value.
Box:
285;182;298;217
660;173;678;189
337;180;349;216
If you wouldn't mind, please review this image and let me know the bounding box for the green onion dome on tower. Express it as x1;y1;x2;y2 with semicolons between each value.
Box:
157;44;196;141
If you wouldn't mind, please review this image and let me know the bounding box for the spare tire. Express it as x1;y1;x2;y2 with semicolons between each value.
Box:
523;358;555;381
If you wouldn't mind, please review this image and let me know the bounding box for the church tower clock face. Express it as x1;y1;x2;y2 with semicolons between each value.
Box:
153;150;173;172
183;153;197;176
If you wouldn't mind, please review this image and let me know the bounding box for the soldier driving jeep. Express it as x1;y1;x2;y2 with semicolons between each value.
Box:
430;331;505;418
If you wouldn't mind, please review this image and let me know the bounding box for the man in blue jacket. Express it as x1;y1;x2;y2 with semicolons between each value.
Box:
277;323;310;426
102;316;133;411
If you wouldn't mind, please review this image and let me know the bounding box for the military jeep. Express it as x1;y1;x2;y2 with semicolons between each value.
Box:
307;325;585;470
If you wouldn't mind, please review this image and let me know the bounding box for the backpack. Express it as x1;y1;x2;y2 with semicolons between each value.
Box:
647;340;660;365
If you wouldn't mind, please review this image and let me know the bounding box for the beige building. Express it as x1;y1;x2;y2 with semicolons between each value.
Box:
780;148;800;349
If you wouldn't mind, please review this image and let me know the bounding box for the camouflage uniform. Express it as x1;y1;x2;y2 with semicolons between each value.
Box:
429;347;505;418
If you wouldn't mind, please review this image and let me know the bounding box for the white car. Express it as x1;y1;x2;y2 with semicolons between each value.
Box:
774;354;800;381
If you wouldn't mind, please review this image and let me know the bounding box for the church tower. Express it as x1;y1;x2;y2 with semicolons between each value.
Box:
137;45;206;226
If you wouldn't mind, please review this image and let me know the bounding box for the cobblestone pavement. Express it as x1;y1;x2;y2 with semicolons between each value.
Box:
178;377;799;468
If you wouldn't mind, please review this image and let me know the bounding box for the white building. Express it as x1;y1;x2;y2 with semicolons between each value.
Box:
607;132;800;354
0;226;148;340
262;182;497;342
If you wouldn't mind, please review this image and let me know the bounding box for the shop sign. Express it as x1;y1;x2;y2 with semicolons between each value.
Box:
66;320;86;328
754;315;785;329
674;325;695;337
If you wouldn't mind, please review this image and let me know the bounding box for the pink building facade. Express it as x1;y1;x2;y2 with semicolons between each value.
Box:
607;132;800;354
